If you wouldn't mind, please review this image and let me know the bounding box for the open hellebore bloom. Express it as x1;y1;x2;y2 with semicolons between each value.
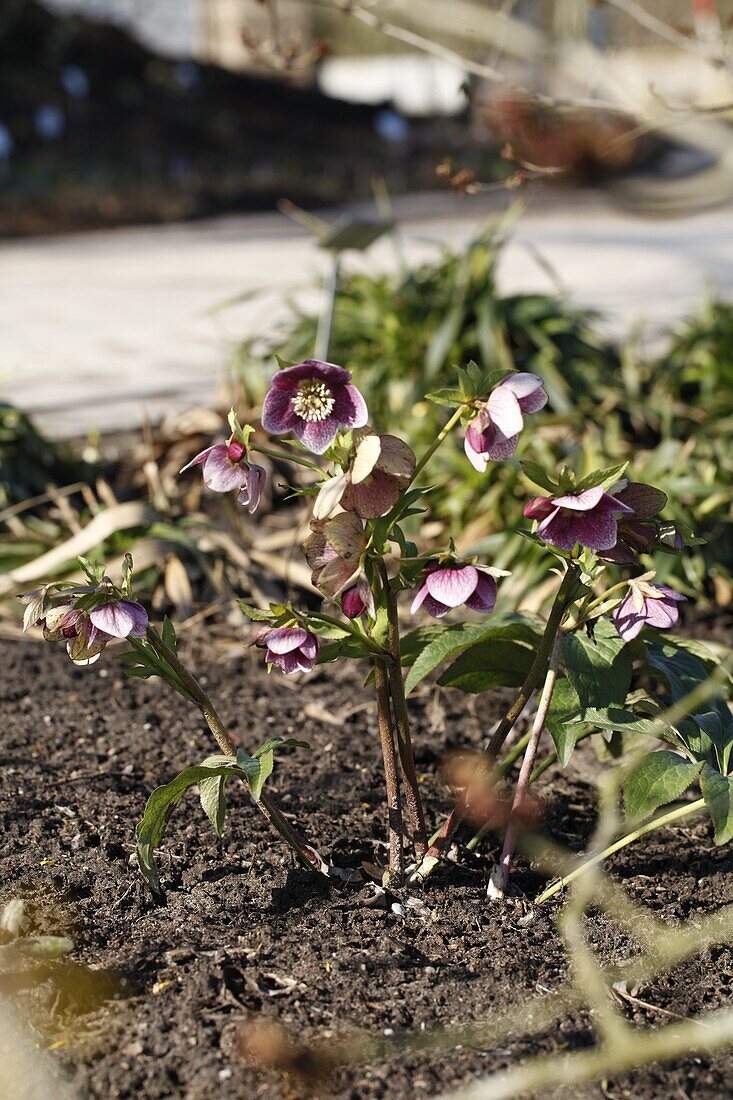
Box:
303;511;366;598
465;373;547;471
599;482;678;563
255;626;320;674
613;580;686;641
313;431;416;521
262;360;368;455
22;592;148;666
524;486;633;553
411;561;497;619
180;440;266;513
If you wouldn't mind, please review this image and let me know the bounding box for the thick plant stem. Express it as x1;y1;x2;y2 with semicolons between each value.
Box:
374;658;405;883
377;561;428;859
535;798;706;906
488;630;564;898
485;562;579;763
146;626;318;871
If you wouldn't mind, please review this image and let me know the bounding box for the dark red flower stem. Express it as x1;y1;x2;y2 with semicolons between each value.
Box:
374;658;405;883
376;560;429;860
146;626;319;871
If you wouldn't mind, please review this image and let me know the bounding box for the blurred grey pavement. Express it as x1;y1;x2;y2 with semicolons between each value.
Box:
2;188;733;438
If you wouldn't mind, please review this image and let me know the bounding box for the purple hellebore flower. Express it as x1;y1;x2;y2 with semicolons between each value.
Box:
27;595;148;666
256;626;320;674
303;512;366;598
180;440;267;512
341;576;375;620
261;360;368;455
613;581;686;641
465;373;547;472
524;486;633;553
411;562;497;619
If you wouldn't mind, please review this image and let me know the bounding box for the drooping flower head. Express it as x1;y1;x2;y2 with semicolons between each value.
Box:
303;512;366;598
21;587;148;666
180;436;266;514
613;579;686;641
524;485;633;553
411;560;498;619
262;360;368;455
599;482;682;564
465;373;547;472
254;626;319;674
311;430;416;521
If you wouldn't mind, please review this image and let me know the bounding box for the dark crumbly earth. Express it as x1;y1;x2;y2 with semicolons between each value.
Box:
2;625;733;1100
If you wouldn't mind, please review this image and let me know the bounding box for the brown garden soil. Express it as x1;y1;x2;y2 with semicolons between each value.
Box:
2;615;733;1100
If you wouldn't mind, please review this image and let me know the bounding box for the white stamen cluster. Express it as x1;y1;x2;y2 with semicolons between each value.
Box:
292;380;335;422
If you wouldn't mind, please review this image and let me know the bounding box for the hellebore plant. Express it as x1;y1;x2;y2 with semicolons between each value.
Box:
21;355;726;907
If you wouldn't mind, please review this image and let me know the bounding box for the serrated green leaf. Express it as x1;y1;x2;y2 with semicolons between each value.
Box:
582;706;675;740
425;387;464;408
563;620;632;708
701;764;733;844
625;751;701;822
574;462;628;493
438;639;533;694
198;753;234;838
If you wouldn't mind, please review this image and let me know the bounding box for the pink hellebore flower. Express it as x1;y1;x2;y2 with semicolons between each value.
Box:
465;373;547;471
255;626;320;674
411;562;497;620
262;360;368;455
524;486;633;553
613;581;686;641
303;512;366;598
180;440;266;513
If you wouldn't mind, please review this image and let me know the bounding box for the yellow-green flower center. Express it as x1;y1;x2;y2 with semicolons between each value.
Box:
292;380;335;422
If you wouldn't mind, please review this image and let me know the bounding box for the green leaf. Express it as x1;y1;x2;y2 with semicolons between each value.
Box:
701;764;733;845
197;754;235;838
520;460;558;494
545;678;589;767
646;642;710;702
574;462;628;493
425;387;464;408
563;620;632;708
161;616;177;652
438;639;533;694
136;761;243;899
404;622;500;695
582;706;676;740
625;751;701;822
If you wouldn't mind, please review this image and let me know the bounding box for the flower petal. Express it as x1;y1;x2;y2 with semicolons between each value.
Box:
294;417;339;455
425;565;478;608
617;482;667;519
333;383;369;429
90;599;148;639
350;433;382;484
261;385;298;433
341;469;401;518
179;444;218;474
272;360;352;388
312;471;349;520
264;626;308;654
376;435;415;481
501;372;548;413
237;464;266;514
202;447;247;493
421;593;451;619
487;385;524;437
551;486;606;511
465;571;497;613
